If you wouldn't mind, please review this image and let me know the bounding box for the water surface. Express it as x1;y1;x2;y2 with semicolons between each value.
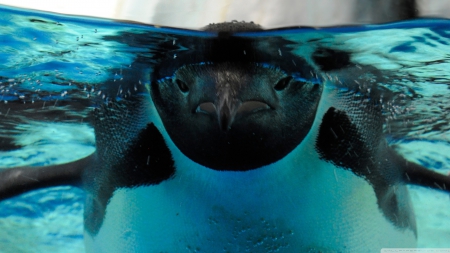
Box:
0;5;449;252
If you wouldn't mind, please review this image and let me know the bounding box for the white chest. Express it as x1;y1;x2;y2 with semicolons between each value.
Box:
84;138;416;253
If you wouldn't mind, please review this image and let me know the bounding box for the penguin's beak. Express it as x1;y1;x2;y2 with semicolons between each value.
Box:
215;93;239;131
196;100;270;131
194;80;271;131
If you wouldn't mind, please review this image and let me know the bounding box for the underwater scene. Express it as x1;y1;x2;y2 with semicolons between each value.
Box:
0;4;449;253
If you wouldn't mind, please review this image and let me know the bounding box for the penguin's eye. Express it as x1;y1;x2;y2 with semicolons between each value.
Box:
175;79;189;93
274;76;293;91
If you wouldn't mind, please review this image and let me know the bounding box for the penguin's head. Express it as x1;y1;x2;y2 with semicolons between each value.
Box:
151;61;322;171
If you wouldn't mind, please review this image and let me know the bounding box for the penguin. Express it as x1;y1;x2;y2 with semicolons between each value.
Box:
1;22;449;252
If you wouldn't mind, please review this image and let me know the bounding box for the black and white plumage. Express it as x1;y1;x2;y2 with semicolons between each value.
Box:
0;22;449;252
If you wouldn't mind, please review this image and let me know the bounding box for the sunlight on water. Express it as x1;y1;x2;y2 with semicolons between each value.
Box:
0;4;449;253
0;187;85;253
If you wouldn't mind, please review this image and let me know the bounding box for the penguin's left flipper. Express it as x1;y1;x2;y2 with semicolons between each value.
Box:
394;151;450;193
0;153;95;201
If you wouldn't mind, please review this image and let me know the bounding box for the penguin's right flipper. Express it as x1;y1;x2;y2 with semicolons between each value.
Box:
402;161;450;193
390;150;450;193
0;153;95;201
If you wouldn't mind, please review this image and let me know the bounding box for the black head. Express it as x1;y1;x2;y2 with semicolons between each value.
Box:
151;62;322;171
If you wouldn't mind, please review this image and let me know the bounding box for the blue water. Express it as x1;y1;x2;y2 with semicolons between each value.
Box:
0;4;449;253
